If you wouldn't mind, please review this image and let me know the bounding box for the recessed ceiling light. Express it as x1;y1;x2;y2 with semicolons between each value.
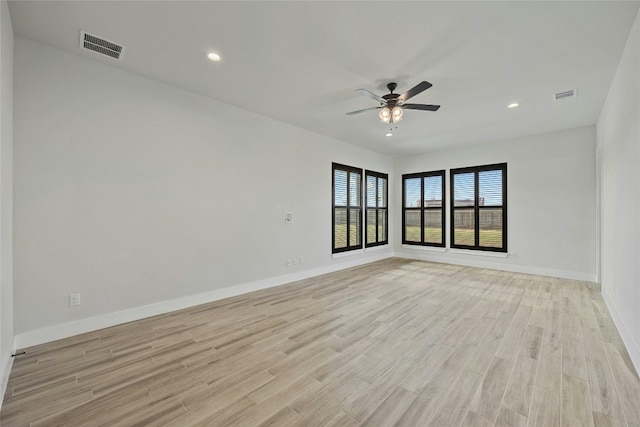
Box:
207;52;221;62
385;132;393;137
507;102;519;109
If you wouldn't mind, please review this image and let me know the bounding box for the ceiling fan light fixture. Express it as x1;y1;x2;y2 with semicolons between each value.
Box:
391;106;403;123
207;52;221;62
379;107;391;123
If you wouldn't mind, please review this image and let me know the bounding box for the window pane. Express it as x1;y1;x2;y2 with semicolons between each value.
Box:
479;170;503;206
454;172;475;207
366;208;376;244
349;172;361;207
378;210;387;242
334;170;347;206
365;172;387;247
378;178;387;208
349;209;361;246
424;209;442;244
404;178;421;208
366;176;377;208
334;208;347;249
424;176;442;207
450;164;506;252
404;211;421;242
480;208;503;248
453;209;475;246
333;164;365;253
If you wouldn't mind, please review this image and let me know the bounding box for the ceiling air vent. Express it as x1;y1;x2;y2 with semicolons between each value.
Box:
80;31;125;60
555;89;577;101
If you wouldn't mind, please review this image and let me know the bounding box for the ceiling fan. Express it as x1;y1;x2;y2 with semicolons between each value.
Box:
346;81;440;124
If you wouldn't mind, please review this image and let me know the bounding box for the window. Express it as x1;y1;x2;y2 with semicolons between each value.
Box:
450;163;507;252
365;171;388;247
402;170;445;247
333;163;362;253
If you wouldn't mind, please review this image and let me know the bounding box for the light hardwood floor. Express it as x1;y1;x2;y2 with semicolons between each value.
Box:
2;258;640;426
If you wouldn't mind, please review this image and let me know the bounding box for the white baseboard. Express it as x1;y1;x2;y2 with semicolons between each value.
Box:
394;249;597;282
13;248;599;351
15;251;392;350
602;290;640;376
0;337;16;409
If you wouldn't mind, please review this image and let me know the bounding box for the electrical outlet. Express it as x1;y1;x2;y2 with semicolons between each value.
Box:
69;293;81;306
285;212;293;224
293;257;298;265
285;259;292;267
300;256;304;264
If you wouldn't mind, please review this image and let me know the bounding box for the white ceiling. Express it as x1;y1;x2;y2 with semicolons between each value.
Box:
8;1;640;156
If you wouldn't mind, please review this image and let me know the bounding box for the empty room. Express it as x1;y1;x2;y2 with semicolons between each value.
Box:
1;1;640;426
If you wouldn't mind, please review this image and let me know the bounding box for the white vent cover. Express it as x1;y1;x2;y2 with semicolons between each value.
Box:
80;31;125;60
555;89;577;101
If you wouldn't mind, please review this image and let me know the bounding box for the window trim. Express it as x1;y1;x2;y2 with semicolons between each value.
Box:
450;163;507;252
365;170;389;248
332;163;363;254
402;170;446;247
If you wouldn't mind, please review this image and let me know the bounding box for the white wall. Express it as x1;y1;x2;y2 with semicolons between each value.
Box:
13;37;392;346
0;0;13;400
394;126;596;281
0;0;13;401
598;9;640;373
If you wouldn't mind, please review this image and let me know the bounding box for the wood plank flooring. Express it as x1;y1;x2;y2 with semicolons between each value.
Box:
2;258;640;426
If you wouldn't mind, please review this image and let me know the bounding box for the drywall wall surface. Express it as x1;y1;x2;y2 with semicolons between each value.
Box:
394;126;597;280
0;0;14;400
13;37;392;336
597;8;640;374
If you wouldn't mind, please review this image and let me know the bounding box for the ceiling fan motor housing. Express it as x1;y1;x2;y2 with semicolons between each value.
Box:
382;94;400;108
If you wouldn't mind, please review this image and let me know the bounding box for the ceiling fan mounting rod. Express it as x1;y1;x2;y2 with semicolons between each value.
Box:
383;83;400;108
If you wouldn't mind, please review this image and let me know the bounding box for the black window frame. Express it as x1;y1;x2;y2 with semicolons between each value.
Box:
332;163;363;254
402;170;446;247
365;170;389;248
450;163;507;252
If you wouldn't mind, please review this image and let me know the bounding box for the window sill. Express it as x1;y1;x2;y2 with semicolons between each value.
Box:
365;244;388;252
332;249;364;259
400;246;509;258
332;244;389;259
401;245;447;253
449;249;509;258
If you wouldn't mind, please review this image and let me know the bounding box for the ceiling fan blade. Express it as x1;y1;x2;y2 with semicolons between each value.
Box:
355;88;387;105
402;104;441;111
345;106;382;115
398;81;432;103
